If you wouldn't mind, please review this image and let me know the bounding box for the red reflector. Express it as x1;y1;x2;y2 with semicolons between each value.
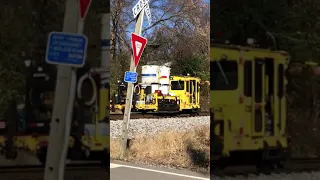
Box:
32;134;39;138
30;123;45;128
30;123;37;128
0;122;5;129
39;141;48;146
239;58;243;64
314;66;320;75
255;103;263;109
239;97;243;104
155;90;162;95
160;76;167;78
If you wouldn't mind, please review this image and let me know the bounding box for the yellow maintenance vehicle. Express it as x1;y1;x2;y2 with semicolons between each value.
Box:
110;81;138;114
0;64;109;165
135;75;201;114
110;81;127;114
210;43;289;170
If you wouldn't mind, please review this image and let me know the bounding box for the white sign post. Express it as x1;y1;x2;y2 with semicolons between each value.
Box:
120;0;152;160
44;0;91;180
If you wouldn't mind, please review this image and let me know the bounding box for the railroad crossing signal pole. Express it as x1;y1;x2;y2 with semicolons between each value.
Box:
100;13;110;121
43;1;79;179
119;8;145;159
44;0;91;180
99;13;110;154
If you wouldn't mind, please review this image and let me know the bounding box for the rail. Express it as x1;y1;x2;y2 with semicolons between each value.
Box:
0;163;108;180
212;158;320;177
0;163;104;173
110;112;210;120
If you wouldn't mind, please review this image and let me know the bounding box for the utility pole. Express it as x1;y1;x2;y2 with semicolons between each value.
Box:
119;9;145;160
44;0;90;179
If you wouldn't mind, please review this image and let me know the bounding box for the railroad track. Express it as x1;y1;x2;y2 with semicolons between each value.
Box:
212;158;320;177
110;112;210;120
0;163;103;172
0;163;108;180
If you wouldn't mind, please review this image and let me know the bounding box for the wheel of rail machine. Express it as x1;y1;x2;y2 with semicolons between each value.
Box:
256;160;274;174
101;149;110;170
255;151;274;174
4;100;19;160
37;146;47;165
190;108;199;116
5;148;18;160
276;161;285;169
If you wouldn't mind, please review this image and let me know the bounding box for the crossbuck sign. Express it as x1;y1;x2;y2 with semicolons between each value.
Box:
144;3;152;25
132;0;152;25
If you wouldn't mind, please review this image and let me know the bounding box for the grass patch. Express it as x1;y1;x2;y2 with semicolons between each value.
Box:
110;125;210;173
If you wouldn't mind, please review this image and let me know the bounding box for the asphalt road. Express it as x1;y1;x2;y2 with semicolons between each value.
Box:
110;161;210;180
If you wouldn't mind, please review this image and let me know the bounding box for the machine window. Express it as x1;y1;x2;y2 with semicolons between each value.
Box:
255;59;263;102
244;61;252;97
171;81;184;90
278;64;284;98
210;60;238;90
116;85;126;104
186;81;190;92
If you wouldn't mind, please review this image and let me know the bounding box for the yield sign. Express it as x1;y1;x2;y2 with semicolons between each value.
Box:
79;0;92;20
131;33;147;67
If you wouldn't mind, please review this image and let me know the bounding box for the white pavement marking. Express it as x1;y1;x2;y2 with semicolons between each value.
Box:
110;163;209;180
110;163;123;169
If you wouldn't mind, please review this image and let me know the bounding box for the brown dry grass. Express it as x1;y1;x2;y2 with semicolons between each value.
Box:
110;125;210;172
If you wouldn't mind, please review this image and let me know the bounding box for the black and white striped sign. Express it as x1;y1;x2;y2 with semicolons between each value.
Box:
132;0;149;18
100;72;110;87
145;3;152;25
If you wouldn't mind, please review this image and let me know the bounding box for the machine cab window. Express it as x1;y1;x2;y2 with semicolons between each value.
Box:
116;83;127;104
210;59;238;90
171;80;185;90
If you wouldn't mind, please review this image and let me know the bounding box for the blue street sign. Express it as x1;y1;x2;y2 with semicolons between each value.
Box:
45;32;88;67
124;71;138;83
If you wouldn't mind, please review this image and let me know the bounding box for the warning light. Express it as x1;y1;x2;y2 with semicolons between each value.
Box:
155;90;162;96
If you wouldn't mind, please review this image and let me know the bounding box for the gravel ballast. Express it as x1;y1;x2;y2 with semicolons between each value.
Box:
110;116;210;138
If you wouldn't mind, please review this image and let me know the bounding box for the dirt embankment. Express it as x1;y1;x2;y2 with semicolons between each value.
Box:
110;125;210;173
